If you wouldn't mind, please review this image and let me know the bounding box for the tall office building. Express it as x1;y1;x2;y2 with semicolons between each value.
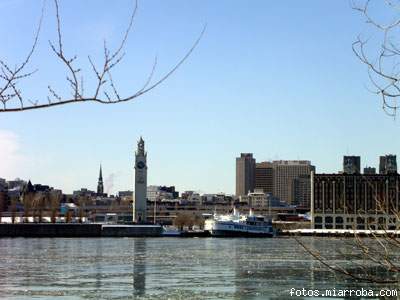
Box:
273;160;315;205
379;154;397;174
134;137;147;223
255;162;274;194
343;156;361;174
236;153;256;196
292;174;312;207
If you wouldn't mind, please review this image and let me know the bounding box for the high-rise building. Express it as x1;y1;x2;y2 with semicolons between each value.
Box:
255;162;274;194
97;165;104;195
292;174;312;207
273;160;315;205
134;137;147;223
343;156;361;174
379;154;397;174
236;153;256;196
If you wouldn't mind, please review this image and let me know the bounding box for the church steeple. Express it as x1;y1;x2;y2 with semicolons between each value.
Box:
97;164;104;195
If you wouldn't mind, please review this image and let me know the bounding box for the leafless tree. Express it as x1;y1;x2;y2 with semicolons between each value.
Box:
22;192;34;222
10;197;17;224
173;212;195;231
193;213;205;229
293;235;400;284
0;0;205;112
352;0;400;117
77;195;90;223
65;209;73;223
32;192;46;223
49;190;61;223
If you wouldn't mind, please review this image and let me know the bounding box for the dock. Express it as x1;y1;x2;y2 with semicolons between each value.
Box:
282;228;400;237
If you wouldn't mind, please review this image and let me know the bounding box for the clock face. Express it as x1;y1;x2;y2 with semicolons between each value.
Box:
136;161;146;169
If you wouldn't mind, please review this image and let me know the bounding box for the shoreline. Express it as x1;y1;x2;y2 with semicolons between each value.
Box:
0;223;397;238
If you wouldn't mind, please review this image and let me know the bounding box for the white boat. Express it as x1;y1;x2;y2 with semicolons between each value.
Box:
204;208;274;237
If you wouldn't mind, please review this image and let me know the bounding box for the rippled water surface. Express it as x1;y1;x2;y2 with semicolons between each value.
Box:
0;237;397;299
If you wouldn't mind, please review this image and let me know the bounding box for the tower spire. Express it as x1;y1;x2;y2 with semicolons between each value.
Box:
97;164;104;195
137;136;145;156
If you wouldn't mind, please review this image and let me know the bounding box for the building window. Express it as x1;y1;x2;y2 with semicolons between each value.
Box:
335;216;343;224
315;216;322;224
325;216;333;223
356;217;364;225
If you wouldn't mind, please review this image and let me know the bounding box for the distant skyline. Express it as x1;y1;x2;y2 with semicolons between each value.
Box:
1;1;400;195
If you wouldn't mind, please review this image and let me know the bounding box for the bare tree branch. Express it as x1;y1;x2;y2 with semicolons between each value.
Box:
0;1;44;111
295;174;400;284
0;0;205;113
353;0;400;116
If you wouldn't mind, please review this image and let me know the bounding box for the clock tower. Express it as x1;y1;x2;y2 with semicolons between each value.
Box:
134;137;147;223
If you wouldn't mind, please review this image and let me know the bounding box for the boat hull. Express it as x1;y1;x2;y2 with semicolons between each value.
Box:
211;229;274;238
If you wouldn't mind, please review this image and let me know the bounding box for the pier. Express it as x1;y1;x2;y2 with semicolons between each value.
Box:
282;228;400;237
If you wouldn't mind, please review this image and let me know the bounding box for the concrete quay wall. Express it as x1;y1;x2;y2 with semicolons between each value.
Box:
0;224;163;237
101;225;162;237
0;224;102;237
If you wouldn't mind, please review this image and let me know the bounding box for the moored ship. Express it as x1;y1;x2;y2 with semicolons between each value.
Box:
204;208;274;237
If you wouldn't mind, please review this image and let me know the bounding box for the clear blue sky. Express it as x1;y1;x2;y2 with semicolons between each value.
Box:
1;0;399;195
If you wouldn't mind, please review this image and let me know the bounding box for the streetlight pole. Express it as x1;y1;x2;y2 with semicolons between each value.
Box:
154;199;157;224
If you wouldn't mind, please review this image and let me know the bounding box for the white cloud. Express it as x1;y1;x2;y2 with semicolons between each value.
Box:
0;130;27;180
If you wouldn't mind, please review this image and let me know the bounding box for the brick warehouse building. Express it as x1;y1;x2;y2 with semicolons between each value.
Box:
311;172;400;230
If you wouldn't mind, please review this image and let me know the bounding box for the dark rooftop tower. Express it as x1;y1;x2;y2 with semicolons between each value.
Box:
379;154;397;174
343;156;361;174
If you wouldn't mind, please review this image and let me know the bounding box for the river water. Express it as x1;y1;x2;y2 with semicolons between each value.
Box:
0;237;398;299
